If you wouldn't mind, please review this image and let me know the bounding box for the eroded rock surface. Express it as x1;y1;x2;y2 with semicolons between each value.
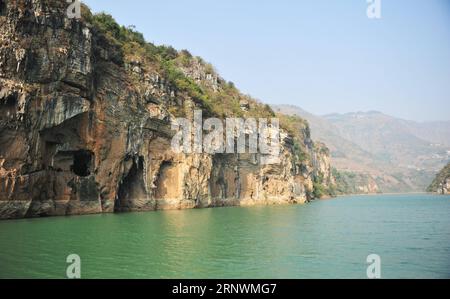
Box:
0;0;335;219
428;163;450;195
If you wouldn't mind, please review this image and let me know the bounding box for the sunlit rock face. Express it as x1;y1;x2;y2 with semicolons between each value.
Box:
441;179;450;195
428;163;450;195
0;0;335;219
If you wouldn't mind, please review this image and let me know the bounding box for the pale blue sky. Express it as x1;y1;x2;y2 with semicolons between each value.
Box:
83;0;450;122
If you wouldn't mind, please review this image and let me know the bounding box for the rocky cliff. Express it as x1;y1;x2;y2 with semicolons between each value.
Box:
0;0;335;219
427;163;450;195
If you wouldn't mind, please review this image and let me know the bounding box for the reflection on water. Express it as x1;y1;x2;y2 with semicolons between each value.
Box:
0;194;449;278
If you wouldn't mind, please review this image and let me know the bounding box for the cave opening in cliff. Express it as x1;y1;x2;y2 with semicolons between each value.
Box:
72;150;93;177
115;156;147;212
0;1;6;16
1;92;17;107
0;92;18;119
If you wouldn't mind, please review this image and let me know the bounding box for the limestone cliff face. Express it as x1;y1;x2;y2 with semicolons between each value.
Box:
428;163;450;195
442;179;450;195
0;0;335;219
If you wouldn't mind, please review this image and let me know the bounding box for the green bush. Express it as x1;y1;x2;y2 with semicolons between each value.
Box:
91;13;144;45
313;182;326;199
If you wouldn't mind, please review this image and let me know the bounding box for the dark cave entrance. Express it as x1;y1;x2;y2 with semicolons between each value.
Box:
0;92;18;118
3;92;17;107
0;1;6;16
115;156;147;212
72;150;93;177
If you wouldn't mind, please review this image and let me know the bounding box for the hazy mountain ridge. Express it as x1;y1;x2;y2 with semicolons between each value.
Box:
273;105;450;193
403;121;450;147
322;111;450;171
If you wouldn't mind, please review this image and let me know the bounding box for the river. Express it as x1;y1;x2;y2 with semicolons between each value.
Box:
0;194;449;278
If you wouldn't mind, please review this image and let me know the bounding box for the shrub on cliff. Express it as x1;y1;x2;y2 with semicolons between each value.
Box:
427;163;450;193
91;13;145;46
313;182;326;199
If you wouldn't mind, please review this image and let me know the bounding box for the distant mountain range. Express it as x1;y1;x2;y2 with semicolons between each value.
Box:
273;105;450;193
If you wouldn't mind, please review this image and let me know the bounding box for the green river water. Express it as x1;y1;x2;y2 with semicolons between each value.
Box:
0;194;449;278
